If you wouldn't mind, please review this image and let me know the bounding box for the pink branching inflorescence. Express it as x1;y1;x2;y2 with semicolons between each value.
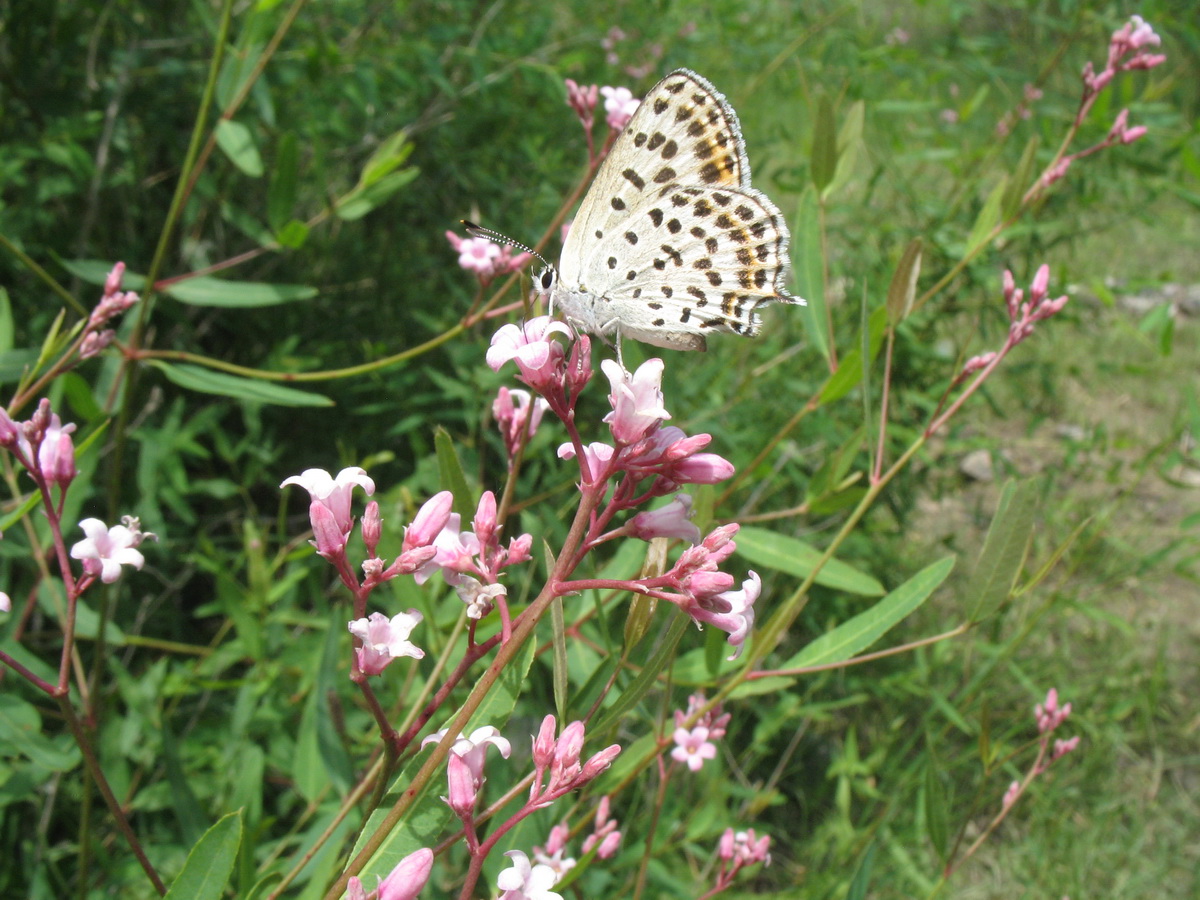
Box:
1042;16;1165;189
710;827;771;892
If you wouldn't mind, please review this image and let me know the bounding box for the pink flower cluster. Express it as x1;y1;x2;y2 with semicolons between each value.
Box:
445;231;533;286
1003;264;1068;344
671;693;731;772
487;320;759;657
599;85;640;131
711;827;771;891
82;262;139;359
0;399;78;493
415;491;533;621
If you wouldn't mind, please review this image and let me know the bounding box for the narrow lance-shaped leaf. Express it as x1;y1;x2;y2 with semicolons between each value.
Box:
777;556;955;670
1001;135;1040;222
434;427;475;520
811;96;838;192
793;187;830;364
736;526;885;596
268;132;299;232
886;238;923;327
965;176;1007;256
968;479;1038;622
163;812;243;900
149;362;333;408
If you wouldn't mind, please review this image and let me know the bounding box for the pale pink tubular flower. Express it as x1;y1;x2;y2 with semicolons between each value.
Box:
684;570;761;660
280;467;376;537
70;518;147;583
494;387;551;459
487;317;575;391
580;795;622;858
373;847;434;900
404;491;454;552
600;85;640;131
496;850;563;900
602;358;670;444
627;494;701;544
421;726;512;787
533;824;577;880
348;610;425;675
671;724;717;772
0;593;10;613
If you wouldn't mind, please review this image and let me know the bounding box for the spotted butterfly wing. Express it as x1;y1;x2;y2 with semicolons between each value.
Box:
552;68;801;351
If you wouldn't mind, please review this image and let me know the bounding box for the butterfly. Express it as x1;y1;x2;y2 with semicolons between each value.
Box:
538;68;801;352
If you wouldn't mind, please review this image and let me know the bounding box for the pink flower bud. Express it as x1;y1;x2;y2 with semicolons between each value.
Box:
405;491;453;550
718;828;736;860
553;720;587;775
362;501;381;556
104;262;126;297
80;330;115;359
310;500;347;559
1121;125;1147;144
533;715;558;769
628;494;701;544
446;752;477;819
505;533;533;566
377;848;434;900
1002;779;1020;810
1029;264;1050;304
0;409;18;446
473;491;497;548
580;744;622;782
1052;735;1080;760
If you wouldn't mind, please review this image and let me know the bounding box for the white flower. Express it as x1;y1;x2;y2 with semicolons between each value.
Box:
348;610;425;675
70;518;146;584
280;467;375;534
496;850;563;900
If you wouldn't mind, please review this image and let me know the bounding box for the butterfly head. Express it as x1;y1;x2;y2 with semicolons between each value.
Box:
533;265;558;296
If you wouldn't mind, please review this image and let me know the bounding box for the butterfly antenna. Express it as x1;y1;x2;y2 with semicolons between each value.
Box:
461;220;553;271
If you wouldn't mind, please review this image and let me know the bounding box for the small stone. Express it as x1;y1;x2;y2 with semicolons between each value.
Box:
960;449;994;482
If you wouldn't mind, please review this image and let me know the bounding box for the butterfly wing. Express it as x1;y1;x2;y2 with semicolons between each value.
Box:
557;69;799;350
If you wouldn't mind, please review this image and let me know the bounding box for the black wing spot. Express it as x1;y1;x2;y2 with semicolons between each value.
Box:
736;204;755;221
712;192;731;206
648;301;663;310
699;162;721;184
666;80;686;94
608;256;617;269
687;120;705;137
705;237;719;254
653;98;668;115
622;168;646;191
610;197;626;211
661;286;674;297
662;139;678;159
690;226;707;238
649;208;664;226
634;132;648;147
680;308;692;323
625;231;639;245
653;166;676;184
648;132;665;150
693;257;712;270
706;271;723;286
667;218;682;234
653;318;666;326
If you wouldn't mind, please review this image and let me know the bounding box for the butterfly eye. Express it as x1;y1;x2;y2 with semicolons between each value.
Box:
535;267;557;293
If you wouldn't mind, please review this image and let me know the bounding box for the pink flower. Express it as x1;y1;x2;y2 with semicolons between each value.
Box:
533;823;577;880
281;467;375;537
674;693;731;741
487;317;575;391
494;387;551;458
70;518;147;584
682;570;761;660
581;795;622;858
0;592;10;613
600;85;640;131
601;358;670;444
497;850;562;900
1052;735;1080;760
627;494;701;544
671;724;718;772
348;610;425;675
447;574;506;619
1035;687;1072;733
529;716;621;803
374;848;434;900
421;726;512;787
721;828;771;866
404;491;454;551
457;235;502;276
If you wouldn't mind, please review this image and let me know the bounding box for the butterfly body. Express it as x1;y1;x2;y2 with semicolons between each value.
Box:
545;68;801;352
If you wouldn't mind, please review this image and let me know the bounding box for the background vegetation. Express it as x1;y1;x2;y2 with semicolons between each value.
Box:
1;0;1197;897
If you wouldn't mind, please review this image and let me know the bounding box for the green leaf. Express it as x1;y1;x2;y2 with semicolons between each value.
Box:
550;595;569;724
595;609;690;735
846;841;877;900
924;758;949;861
968;480;1038;622
164;812;243;900
275;219;310;249
792;187;829;364
779;556;955;670
965;176;1007;256
361;130;415;187
148;362;333;407
736;526;885;596
826;99;865;197
0;695;81;772
268;132;299;231
818;307;888;405
162;719;209;846
811;96;838;192
336;167;419;221
886;238;923;327
58;259;148;290
434;427;474;520
215;120;264;177
1002;135;1040;221
164;277;316;307
0;287;13;353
